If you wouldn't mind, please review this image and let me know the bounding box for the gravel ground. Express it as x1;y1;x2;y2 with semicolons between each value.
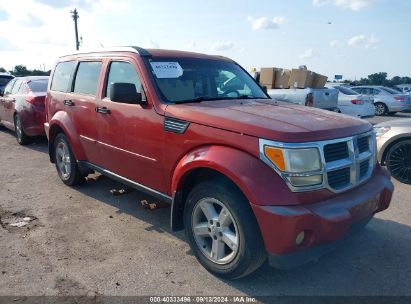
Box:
0;113;410;297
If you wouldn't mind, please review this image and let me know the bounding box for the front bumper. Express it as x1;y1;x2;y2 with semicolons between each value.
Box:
251;166;393;269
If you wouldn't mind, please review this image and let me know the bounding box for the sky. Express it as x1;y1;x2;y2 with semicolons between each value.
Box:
0;0;410;80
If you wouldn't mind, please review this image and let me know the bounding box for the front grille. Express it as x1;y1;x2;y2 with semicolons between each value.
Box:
259;131;375;193
358;136;369;153
324;142;349;162
327;168;351;189
322;134;374;192
360;160;369;178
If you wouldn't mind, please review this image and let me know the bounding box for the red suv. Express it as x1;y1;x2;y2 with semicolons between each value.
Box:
45;47;393;279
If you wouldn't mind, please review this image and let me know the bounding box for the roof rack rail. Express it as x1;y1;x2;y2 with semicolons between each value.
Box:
60;46;151;57
130;46;151;57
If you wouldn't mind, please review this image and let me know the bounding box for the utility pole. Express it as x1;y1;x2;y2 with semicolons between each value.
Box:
70;8;80;50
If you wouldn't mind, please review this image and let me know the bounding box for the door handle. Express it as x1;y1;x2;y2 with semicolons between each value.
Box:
95;107;110;114
63;99;75;106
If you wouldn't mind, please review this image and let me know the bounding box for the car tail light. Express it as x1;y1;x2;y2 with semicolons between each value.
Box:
351;99;364;105
26;93;45;106
305;93;314;107
394;96;407;102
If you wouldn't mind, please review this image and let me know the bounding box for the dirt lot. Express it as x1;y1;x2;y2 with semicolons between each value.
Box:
0;114;411;297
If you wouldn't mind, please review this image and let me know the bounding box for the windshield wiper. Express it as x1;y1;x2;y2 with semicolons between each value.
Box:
173;95;268;104
174;97;210;104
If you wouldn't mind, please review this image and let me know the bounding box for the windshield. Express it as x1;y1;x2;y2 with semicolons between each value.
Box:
147;57;268;103
27;79;48;92
0;76;13;86
335;86;359;95
381;87;402;94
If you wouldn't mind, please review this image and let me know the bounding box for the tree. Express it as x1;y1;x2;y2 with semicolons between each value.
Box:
0;67;6;73
9;65;50;76
367;72;388;86
11;65;31;76
343;72;411;87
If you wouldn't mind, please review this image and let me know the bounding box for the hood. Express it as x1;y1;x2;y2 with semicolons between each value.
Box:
375;118;411;128
165;99;372;142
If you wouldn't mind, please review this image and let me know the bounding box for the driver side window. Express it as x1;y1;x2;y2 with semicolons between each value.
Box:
106;61;141;100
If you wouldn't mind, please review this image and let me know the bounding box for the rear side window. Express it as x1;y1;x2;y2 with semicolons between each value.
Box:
105;61;141;99
27;79;48;92
73;61;102;96
51;61;75;92
11;79;23;94
336;86;357;95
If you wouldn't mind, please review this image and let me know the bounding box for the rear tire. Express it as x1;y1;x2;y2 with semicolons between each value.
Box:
53;133;84;186
386;140;411;184
374;102;388;116
183;179;266;279
14;115;30;145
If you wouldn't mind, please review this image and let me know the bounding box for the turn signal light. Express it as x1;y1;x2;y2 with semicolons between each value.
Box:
264;146;285;171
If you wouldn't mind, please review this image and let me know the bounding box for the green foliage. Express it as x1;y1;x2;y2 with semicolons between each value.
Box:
0;67;6;73
345;72;411;87
9;65;50;76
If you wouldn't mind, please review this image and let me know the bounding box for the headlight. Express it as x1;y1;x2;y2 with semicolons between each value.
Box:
263;146;322;187
374;126;390;137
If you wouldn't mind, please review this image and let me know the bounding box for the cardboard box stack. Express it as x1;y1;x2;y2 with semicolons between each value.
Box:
258;66;327;89
259;68;277;89
275;69;291;89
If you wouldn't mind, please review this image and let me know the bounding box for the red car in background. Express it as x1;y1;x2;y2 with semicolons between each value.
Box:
0;76;49;145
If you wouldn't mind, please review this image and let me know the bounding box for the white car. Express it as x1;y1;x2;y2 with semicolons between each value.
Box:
351;86;410;116
326;85;375;118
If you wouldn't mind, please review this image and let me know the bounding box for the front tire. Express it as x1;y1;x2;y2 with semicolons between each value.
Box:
14;115;30;145
386;140;411;184
374;102;388;116
184;180;266;279
53;133;84;186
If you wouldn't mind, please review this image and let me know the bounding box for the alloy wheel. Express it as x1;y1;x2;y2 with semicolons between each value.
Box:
387;142;411;183
191;198;239;265
375;103;386;116
55;141;72;180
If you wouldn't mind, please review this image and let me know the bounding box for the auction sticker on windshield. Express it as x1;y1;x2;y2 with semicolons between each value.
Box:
150;62;183;78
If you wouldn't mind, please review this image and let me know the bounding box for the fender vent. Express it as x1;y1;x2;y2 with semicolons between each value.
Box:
164;117;189;134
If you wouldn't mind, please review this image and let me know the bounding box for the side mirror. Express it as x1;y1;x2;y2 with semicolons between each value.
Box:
109;83;145;104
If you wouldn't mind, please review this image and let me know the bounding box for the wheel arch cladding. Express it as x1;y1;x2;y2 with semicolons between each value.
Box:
169;145;293;231
48;111;86;163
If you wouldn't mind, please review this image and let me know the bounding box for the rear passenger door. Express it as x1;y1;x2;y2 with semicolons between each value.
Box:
95;59;166;192
65;60;104;165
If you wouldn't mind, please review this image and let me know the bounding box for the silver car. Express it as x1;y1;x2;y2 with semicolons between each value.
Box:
374;119;411;184
351;86;410;116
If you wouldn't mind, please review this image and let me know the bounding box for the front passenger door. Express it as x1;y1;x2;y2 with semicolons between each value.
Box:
95;60;166;192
